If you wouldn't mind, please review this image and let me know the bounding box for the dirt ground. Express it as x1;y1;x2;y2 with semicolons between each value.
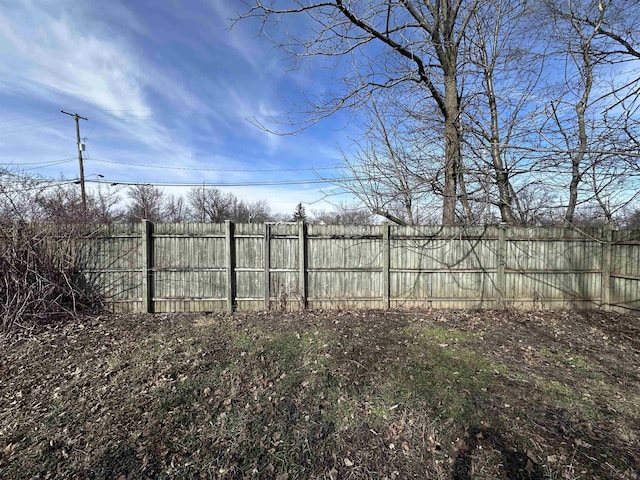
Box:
1;308;639;479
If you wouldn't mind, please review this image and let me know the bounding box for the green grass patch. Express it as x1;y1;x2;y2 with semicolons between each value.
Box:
386;325;498;424
543;380;577;404
539;348;597;377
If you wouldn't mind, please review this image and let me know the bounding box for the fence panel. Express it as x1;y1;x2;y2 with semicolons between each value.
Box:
611;229;640;312
306;225;382;309
152;223;226;313
79;223;144;313
74;222;639;314
267;223;301;310
389;225;499;308
502;228;603;308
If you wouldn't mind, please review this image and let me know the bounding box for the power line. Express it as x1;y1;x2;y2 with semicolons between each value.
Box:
87;177;367;187
88;157;343;173
0;179;75;195
1;170;373;189
0;157;76;166
1;159;76;171
19;159;76;171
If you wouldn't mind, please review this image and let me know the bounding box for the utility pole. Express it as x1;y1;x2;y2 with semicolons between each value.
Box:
61;110;88;212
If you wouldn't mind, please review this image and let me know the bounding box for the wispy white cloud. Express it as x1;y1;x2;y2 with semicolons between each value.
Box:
0;3;151;119
0;1;225;181
0;2;211;124
216;79;283;152
208;0;273;71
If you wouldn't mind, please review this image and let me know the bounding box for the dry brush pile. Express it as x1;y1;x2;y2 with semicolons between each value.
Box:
0;222;103;332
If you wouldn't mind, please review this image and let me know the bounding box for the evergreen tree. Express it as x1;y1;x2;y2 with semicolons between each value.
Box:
292;202;306;222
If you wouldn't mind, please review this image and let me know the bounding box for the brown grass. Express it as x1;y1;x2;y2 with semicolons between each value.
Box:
1;309;638;479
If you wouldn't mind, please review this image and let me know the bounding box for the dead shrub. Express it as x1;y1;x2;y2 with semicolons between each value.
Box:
0;222;103;332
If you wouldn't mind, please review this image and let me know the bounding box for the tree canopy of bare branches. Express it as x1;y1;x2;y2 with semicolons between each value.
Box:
237;0;640;227
239;0;488;225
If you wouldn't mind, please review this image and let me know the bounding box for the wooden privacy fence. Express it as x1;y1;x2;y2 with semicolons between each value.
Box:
78;222;640;314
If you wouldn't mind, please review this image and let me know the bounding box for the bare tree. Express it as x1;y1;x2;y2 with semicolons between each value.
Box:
235;200;272;223
164;194;191;223
91;185;124;224
331;0;551;225
0;170;121;224
535;0;640;225
341;98;442;225
187;186;234;222
33;184;123;224
238;0;487;225
312;202;374;224
0;169;52;222
623;208;640;230
126;184;166;222
36;186;84;223
571;0;640;111
462;0;544;224
546;0;606;223
234;0;640;226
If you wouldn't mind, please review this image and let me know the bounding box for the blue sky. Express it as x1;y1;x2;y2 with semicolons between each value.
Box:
0;0;356;214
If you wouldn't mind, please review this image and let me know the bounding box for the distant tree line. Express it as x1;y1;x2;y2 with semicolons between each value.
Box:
0;169;378;225
2;168;639;228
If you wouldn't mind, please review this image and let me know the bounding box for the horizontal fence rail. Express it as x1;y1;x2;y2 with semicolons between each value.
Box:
72;222;640;314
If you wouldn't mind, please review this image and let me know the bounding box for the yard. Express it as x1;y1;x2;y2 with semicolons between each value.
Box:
1;309;639;479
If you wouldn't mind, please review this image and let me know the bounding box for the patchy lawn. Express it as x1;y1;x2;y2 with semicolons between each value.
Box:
1;309;639;479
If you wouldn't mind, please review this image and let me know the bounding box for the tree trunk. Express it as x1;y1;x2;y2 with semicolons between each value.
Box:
442;73;460;225
565;42;593;224
487;73;516;224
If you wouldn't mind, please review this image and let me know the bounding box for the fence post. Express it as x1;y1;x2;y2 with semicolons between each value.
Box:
298;220;307;310
225;220;236;313
601;224;612;311
264;223;271;311
496;223;507;308
382;223;391;310
141;220;154;313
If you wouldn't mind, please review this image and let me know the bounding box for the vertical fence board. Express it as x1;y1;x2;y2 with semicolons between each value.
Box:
497;224;506;305
298;221;307;309
383;224;390;310
264;223;271;311
601;225;612;310
140;220;153;313
225;221;235;313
